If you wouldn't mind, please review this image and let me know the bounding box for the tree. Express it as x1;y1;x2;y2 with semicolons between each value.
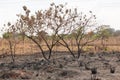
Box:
4;3;101;60
2;22;19;63
96;25;112;50
106;27;115;36
44;3;77;58
46;3;99;58
13;5;60;61
114;30;120;36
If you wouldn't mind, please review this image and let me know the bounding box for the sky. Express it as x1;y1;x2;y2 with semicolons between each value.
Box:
0;0;120;36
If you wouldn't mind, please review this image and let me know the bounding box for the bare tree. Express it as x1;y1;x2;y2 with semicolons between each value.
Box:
45;3;77;58
46;3;99;58
15;6;48;61
14;5;60;61
2;22;19;63
69;11;101;58
4;3;101;61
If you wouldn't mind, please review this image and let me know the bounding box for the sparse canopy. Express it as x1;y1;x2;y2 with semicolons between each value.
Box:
2;3;102;60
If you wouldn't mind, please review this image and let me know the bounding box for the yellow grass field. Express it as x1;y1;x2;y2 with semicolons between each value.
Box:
0;36;120;55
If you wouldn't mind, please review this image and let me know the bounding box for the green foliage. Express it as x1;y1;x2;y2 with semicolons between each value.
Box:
95;25;113;39
2;32;13;39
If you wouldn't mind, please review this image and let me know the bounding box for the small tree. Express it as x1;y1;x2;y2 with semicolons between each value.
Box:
14;5;60;61
4;3;101;61
2;23;19;63
46;3;99;58
97;25;112;50
114;30;120;36
45;3;80;58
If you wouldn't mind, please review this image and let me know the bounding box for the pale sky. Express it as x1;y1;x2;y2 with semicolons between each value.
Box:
0;0;120;36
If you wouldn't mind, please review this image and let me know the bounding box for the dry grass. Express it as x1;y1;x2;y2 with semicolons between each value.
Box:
0;36;120;55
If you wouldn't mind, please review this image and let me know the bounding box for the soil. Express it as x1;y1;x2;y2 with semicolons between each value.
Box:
0;51;120;80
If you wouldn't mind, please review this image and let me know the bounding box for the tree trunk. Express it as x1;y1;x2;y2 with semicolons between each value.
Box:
77;43;81;58
25;35;49;61
9;40;15;63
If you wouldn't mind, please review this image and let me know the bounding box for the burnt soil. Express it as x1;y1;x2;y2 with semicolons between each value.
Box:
0;51;120;80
